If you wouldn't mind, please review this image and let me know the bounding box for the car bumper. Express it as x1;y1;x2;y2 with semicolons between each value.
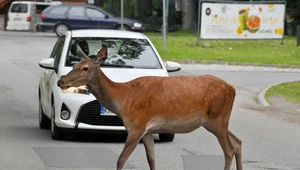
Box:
36;22;55;31
54;92;126;132
6;22;31;31
131;27;143;32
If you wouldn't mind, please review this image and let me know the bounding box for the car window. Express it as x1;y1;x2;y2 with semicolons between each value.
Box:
10;4;28;13
66;37;162;69
86;8;105;18
68;6;85;17
50;35;66;70
49;6;68;15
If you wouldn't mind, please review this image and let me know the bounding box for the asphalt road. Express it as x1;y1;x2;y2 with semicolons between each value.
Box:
0;31;300;170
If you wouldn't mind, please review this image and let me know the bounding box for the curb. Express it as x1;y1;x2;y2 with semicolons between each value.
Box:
0;31;56;37
257;86;271;107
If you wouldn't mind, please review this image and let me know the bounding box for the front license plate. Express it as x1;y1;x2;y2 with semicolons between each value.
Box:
100;106;115;116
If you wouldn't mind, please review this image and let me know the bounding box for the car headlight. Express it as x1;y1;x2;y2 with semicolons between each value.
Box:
133;23;142;28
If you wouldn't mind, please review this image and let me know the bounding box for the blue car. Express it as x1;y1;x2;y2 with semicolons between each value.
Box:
37;4;143;36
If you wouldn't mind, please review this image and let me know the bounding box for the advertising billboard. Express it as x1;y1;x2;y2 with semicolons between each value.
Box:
200;2;285;39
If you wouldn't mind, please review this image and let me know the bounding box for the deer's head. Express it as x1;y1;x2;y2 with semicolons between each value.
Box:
57;45;108;90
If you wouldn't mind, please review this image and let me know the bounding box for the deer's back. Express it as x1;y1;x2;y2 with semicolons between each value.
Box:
120;75;236;128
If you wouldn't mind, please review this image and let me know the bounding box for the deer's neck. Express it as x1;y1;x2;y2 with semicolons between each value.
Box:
86;68;124;118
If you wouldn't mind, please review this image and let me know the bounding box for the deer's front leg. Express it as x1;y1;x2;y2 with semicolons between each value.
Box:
142;133;155;170
117;130;145;170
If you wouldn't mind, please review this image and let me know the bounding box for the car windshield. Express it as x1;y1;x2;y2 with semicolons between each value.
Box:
66;37;162;69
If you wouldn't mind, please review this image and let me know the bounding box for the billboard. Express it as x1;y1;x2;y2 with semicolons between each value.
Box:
200;2;285;39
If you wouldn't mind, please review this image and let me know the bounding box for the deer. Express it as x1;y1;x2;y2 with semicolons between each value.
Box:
57;45;242;170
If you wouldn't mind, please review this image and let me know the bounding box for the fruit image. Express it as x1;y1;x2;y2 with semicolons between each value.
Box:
275;29;279;34
268;4;275;12
246;15;260;33
278;28;284;35
238;9;249;30
237;26;243;35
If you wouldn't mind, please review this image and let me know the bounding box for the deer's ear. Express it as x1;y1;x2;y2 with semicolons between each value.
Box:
96;45;108;63
76;44;88;59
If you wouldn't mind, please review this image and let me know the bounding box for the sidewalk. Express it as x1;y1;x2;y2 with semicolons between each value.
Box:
180;63;300;72
0;30;56;37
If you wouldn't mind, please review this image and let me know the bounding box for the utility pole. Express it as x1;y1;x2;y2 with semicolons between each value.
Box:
163;0;166;52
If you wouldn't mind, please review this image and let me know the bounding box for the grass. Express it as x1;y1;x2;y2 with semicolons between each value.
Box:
265;81;300;104
145;31;300;67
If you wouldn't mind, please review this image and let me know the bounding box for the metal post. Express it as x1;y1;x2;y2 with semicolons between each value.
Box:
121;0;123;30
196;0;201;45
281;1;286;45
297;25;300;46
163;0;166;53
33;0;36;32
110;0;113;13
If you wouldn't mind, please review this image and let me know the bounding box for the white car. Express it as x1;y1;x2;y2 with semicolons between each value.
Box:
38;29;181;141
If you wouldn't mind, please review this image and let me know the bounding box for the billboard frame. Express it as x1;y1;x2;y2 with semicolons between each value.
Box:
197;0;287;44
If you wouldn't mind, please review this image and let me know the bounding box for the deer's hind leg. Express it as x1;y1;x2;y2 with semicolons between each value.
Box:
141;133;155;170
202;122;235;170
229;131;242;170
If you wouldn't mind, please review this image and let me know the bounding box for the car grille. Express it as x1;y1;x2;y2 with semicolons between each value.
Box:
77;100;124;126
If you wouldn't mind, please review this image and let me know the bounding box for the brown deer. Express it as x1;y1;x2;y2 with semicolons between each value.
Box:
57;45;242;170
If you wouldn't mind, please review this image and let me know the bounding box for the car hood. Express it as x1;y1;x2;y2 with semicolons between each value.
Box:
61;67;168;83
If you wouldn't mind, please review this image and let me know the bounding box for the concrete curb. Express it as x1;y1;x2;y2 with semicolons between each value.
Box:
257;86;271;107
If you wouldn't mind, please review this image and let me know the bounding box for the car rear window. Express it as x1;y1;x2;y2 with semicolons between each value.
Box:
66;37;162;69
10;4;28;13
49;6;68;15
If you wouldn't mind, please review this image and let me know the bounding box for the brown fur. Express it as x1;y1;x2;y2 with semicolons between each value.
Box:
57;45;242;170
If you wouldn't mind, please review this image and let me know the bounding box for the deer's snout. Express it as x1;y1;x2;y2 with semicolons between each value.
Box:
57;76;66;87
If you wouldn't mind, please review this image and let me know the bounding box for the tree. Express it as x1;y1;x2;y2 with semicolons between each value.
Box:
181;0;197;30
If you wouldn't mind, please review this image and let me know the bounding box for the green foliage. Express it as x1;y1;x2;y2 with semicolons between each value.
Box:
265;81;300;103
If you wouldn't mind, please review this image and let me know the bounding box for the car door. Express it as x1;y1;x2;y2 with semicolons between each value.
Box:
65;6;87;30
86;7;115;29
41;35;66;116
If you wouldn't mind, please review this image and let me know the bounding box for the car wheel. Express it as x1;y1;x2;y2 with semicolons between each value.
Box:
51;101;65;140
116;25;130;31
39;96;50;129
55;24;69;36
159;133;175;142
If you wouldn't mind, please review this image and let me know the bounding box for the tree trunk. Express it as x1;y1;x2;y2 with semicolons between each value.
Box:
181;0;197;30
136;0;152;20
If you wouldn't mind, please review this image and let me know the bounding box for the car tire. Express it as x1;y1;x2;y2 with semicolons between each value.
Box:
159;133;175;142
55;23;69;37
51;100;65;140
39;96;51;129
116;25;130;31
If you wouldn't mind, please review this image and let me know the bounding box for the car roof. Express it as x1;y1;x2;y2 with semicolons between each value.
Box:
70;29;146;39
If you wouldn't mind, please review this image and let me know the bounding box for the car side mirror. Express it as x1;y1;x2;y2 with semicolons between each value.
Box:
39;58;55;70
165;61;181;72
105;15;109;19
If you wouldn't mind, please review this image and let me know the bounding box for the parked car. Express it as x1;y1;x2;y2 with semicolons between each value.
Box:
36;4;143;36
6;1;61;31
38;29;181;141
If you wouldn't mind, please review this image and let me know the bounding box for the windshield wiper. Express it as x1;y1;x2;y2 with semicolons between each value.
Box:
100;63;135;68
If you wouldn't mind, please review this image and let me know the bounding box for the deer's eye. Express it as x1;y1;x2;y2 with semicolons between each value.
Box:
83;67;89;71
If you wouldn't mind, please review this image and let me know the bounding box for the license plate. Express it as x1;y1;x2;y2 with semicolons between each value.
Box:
100;106;115;116
13;18;21;21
